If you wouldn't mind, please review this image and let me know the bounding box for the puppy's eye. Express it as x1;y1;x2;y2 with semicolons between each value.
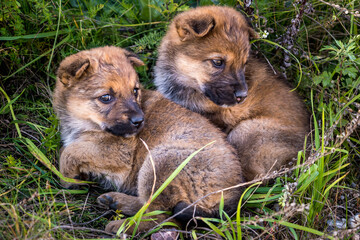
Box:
98;94;114;104
133;88;139;98
211;59;225;68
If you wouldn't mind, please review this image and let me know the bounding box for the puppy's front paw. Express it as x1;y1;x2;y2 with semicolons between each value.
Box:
105;216;166;234
97;193;118;210
97;192;142;216
105;219;130;234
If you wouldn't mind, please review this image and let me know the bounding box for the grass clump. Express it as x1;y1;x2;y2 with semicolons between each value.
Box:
1;0;359;239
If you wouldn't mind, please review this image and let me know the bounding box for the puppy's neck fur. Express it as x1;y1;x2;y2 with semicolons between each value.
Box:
58;110;101;147
154;62;217;114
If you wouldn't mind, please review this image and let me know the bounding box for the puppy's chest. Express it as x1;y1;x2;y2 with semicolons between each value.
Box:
85;134;137;166
109;140;137;165
205;106;252;131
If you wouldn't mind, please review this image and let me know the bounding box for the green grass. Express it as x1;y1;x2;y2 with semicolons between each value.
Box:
1;0;359;239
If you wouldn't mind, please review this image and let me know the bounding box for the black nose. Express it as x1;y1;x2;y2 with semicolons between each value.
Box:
234;90;247;103
130;115;144;128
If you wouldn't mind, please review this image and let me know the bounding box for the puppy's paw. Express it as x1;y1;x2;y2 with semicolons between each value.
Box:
105;219;130;234
151;230;178;240
96;192;122;210
97;192;143;216
97;193;118;210
105;216;168;234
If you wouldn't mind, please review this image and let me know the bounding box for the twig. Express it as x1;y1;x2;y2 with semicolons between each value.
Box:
62;191;75;237
29;225;115;240
140;138;157;204
317;0;360;17
79;191;90;220
73;210;113;226
277;0;311;73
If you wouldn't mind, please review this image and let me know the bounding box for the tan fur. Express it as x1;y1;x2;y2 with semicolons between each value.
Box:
154;6;310;181
53;46;244;233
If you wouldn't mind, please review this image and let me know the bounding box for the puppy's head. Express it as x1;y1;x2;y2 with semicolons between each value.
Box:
54;46;145;137
156;6;257;107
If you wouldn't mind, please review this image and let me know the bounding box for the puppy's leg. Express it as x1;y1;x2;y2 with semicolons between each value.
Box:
104;213;170;234
60;144;89;188
102;146;202;234
228;118;306;181
59;140;130;189
97;192;143;216
101;143;241;234
134;145;234;231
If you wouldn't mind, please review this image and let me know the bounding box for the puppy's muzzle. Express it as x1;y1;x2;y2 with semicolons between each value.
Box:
129;114;144;128
234;70;248;103
105;110;145;137
234;89;247;103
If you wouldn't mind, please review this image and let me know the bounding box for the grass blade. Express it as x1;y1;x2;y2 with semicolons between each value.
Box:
264;218;334;239
3;35;70;82
237;182;262;240
201;218;226;238
22;138;93;184
117;141;216;236
0;29;71;40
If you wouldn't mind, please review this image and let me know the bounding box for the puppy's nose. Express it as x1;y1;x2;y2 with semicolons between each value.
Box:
130;115;144;128
234;90;247;103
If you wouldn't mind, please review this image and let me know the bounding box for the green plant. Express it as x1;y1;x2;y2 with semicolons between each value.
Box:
1;0;359;239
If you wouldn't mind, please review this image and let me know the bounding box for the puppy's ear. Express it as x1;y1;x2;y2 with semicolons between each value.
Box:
243;15;259;39
124;50;144;67
57;56;90;86
175;14;215;41
248;27;259;39
244;18;260;39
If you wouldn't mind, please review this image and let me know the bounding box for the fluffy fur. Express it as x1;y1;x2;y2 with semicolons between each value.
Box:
154;6;310;180
53;46;244;233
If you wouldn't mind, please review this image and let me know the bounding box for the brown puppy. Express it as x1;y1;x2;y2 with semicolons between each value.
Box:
154;6;310;181
53;46;244;233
